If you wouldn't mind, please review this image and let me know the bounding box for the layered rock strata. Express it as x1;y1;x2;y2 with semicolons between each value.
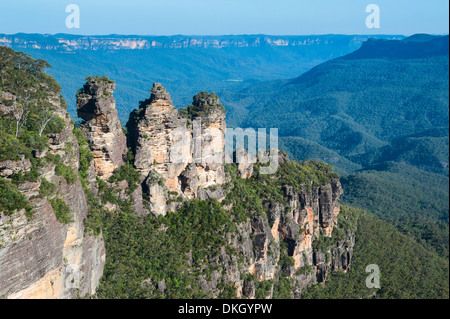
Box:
0;92;105;299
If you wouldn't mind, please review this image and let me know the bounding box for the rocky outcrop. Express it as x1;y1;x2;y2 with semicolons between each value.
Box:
181;92;227;197
192;173;354;298
123;83;353;297
130;84;190;181
77;78;127;180
127;85;227;216
0;92;105;299
127;84;192;215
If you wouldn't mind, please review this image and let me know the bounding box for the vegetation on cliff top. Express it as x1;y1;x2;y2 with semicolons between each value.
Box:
180;91;226;120
223;159;339;223
0;47;69;219
85;76;115;84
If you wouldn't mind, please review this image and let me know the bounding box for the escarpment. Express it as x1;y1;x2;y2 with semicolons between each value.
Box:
0;49;105;299
179;160;354;298
180;92;227;200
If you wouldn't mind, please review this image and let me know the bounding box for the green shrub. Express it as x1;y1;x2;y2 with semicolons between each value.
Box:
0;131;28;162
164;199;234;265
49;197;72;224
39;177;56;198
0;177;30;215
43;116;65;135
180;92;226;121
296;264;314;276
217;284;238;299
11;157;44;184
109;161;140;195
73;128;93;179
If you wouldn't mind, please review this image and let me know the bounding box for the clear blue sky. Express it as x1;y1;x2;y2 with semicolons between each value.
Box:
0;0;448;35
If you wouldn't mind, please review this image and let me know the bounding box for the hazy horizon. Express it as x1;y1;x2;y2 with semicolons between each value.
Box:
2;32;448;37
1;1;448;36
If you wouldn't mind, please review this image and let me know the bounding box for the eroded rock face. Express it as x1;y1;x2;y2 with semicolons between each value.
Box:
187;92;227;195
77;78;127;180
0;93;105;299
127;84;227;216
132;84;191;187
0;156;31;177
276;179;352;289
127;84;191;216
195;177;354;299
1;75;354;299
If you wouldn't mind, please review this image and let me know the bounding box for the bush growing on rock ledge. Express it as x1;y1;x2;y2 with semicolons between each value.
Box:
0;131;28;162
46;153;77;185
85;76;115;84
49;197;72;224
73;127;94;180
180;91;226;120
0;177;30;216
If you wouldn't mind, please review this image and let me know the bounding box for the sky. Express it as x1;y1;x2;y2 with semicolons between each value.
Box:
0;0;448;36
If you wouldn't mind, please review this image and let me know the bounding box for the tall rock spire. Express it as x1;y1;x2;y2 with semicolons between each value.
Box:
126;83;192;215
129;83;191;180
179;92;227;200
77;77;127;180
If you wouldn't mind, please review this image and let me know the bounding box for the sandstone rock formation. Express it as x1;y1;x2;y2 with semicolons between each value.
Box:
77;77;127;180
127;85;227;216
180;92;227;198
190;169;354;298
0;92;105;299
127;84;192;215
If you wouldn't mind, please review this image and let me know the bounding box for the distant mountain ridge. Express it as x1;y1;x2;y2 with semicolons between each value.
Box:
0;33;403;51
229;34;449;152
342;34;449;60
